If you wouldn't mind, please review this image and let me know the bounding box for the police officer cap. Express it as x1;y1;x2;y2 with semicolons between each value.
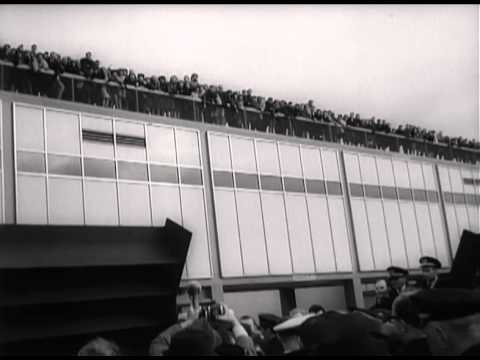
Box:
386;266;409;277
419;256;442;269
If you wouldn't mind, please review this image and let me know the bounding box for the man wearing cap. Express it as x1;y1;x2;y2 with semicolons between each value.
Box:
384;266;409;309
419;256;442;289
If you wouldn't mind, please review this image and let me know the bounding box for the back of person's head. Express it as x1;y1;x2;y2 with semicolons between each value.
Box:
308;304;325;315
77;337;121;356
167;319;221;356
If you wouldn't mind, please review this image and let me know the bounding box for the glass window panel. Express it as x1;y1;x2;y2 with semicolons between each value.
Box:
407;162;425;189
117;161;148;181
180;167;203;186
262;192;293;274
118;182;151;226
383;201;408;269
48;177;84;224
84;180;118;225
466;194;477;205
366;200;391;270
261;175;283;191
116;120;145;137
350;183;364;197
376;158;395;186
328;198;352;271
301;147;324;180
454;193;466;204
48;154;81;176
306;179;326;195
326;181;343;196
443;192;454;203
364;184;381;198
209;134;231;171
392;160;411;188
213;170;234;188
321;149;340;181
438;166;452;192
397;188;413;201
415;202;436;257
422;163;437;190
151;184;182;226
352;200;375;270
427;190;439;203
413;189;427;202
399;202;422;268
17;151;45;173
235;172;258;189
17;175;47;224
150;164;179;184
46;110;80;155
83;139;115;159
176;129;200;167
15;105;44;151
82;115;113;133
358;155;379;185
213;189;243;277
256;140;280;175
284;177;305;193
279;144;302;177
230;137;256;173
448;167;464;192
343;153;361;183
381;186;397;200
147;125;176;164
84;158;116;179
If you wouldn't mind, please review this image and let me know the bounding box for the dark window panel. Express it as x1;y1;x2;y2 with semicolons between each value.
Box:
381;186;397;200
213;170;234;188
476;194;480;205
150;164;178;184
427;190;439;203
454;193;466;204
83;158;116;179
326;181;343;196
82;130;114;143
48;154;82;176
116;134;146;147
349;183;364;197
234;172;258;190
17;151;45;173
466;193;477;205
306;179;326;195
398;188;413;201
181;168;203;186
260;175;283;191
117;161;148;181
443;192;454;203
364;184;381;199
413;189;427;202
284;177;305;193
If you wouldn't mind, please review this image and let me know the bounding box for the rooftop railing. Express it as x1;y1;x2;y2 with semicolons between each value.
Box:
1;61;478;164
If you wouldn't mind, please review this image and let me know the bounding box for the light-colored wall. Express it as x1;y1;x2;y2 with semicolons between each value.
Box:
295;285;346;311
223;290;282;321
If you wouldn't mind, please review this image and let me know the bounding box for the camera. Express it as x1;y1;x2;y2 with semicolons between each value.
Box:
199;302;226;320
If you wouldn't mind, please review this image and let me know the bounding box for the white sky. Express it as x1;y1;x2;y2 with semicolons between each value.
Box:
0;4;478;139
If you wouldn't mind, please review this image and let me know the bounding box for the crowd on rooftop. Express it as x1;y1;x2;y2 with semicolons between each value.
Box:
0;42;479;152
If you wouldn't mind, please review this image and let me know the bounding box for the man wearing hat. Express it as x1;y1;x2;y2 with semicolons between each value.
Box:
419;256;442;289
384;266;409;308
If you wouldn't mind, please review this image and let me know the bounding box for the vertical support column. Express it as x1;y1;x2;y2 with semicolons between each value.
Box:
199;130;224;303
338;150;365;308
434;163;455;262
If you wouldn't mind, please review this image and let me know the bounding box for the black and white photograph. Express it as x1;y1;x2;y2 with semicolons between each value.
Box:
0;4;479;356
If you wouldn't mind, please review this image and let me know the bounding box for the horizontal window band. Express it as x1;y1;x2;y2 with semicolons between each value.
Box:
381;186;397;200
260;175;283;191
116;134;146;147
364;184;381;198
413;189;428;202
48;154;82;176
453;193;467;204
326;181;343;196
397;188;413;201
427;190;439;202
117;161;148;181
284;177;305;193
181;168;203;186
83;158;116;179
213;170;234;188
235;172;258;190
466;193;477;205
82;130;114;144
306;179;326;195
151;164;179;184
443;192;454;203
349;183;364;197
17;151;45;174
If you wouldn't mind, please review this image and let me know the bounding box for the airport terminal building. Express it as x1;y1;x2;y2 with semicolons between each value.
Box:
0;61;479;353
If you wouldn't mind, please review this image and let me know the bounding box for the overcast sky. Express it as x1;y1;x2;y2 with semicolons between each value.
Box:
0;4;478;139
